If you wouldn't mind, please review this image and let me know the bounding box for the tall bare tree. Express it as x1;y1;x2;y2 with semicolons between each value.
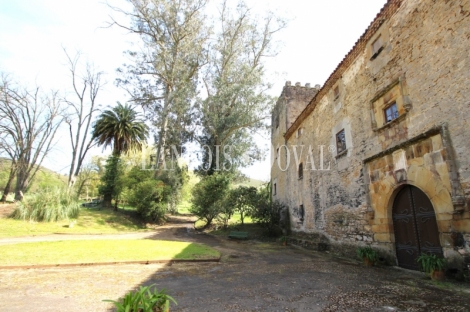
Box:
63;49;104;187
0;132;17;202
109;0;210;171
0;74;65;201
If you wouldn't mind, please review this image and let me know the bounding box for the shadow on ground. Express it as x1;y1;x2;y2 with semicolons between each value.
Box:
0;216;469;311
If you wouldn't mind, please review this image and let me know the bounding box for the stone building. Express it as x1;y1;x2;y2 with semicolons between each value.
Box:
271;0;470;272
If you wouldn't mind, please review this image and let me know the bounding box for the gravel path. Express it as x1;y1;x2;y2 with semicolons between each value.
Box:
0;216;469;311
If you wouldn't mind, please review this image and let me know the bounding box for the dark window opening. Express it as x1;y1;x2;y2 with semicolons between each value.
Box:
298;163;303;179
384;102;399;123
334;86;340;100
299;204;304;222
371;35;384;59
273;183;277;195
297;127;302;137
336;129;346;154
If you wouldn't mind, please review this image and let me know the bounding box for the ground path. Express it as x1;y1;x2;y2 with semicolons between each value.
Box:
0;215;469;311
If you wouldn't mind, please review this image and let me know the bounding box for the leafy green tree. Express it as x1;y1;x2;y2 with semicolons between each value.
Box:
111;0;209;170
190;173;231;227
92;102;148;208
228;186;258;225
196;1;285;174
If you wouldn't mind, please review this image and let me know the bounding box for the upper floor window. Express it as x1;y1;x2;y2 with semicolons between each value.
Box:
298;163;303;179
384;102;398;123
334;86;340;100
336;129;346;154
275;115;279;129
371;35;384;59
297;127;303;138
273;183;277;196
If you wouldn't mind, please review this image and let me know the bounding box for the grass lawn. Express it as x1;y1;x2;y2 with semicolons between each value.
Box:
177;200;192;214
0;239;220;266
0;207;150;238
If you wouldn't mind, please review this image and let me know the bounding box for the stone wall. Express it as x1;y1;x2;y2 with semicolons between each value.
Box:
271;0;470;270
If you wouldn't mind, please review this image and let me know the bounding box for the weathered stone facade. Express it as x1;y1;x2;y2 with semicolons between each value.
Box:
271;0;470;272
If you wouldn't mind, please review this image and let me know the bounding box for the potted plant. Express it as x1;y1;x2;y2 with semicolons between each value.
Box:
416;253;446;281
279;236;288;246
356;246;378;266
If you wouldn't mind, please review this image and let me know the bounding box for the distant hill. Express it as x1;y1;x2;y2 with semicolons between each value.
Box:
0;158;67;194
234;177;268;189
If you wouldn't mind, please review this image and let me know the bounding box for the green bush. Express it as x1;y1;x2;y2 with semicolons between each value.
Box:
10;188;80;222
190;173;231;227
416;253;446;273
356;246;378;262
104;284;176;312
128;180;170;223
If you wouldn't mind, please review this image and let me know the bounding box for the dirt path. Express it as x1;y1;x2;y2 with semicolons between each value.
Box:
0;217;469;311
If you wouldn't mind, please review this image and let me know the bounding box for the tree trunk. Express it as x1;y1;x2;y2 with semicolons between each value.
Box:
103;193;112;208
1;164;16;202
14;169;28;201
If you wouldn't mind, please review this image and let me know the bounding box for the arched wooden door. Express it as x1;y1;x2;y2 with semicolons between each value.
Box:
392;185;442;270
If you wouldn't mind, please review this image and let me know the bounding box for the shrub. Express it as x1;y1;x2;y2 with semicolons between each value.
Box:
416;253;446;273
104;284;176;312
251;199;285;236
128;180;170;223
190;173;231;227
356;246;378;262
10;188;80;222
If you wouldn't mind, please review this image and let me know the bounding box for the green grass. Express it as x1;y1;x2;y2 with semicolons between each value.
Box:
0;207;149;238
177;200;192;214
0;239;220;266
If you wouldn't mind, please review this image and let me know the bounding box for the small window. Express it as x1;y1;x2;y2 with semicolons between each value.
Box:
299;204;304;221
334;86;340;100
384;102;399;123
273;183;277;195
297;127;303;137
276;147;279;159
336;129;346;154
371;35;383;58
275;115;279;129
298;163;303;179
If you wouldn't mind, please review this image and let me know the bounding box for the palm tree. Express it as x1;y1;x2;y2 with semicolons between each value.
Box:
92;103;148;208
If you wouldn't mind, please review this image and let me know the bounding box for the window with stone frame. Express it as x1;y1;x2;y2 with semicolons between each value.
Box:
298;163;303;179
370;78;411;130
334;85;340;100
384;101;399;123
336;129;347;154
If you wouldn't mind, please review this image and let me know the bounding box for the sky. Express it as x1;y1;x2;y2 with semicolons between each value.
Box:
0;0;387;181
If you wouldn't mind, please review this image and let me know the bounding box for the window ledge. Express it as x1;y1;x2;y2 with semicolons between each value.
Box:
372;113;407;132
370;46;384;60
335;149;348;159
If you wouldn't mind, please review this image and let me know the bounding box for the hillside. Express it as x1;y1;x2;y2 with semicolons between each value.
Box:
0;158;67;195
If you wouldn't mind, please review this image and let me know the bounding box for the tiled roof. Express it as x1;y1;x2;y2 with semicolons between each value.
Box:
284;0;404;140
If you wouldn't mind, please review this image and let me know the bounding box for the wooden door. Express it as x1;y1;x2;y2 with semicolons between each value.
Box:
392;185;442;270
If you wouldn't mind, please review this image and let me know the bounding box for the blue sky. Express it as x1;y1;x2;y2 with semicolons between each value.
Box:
0;0;387;180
